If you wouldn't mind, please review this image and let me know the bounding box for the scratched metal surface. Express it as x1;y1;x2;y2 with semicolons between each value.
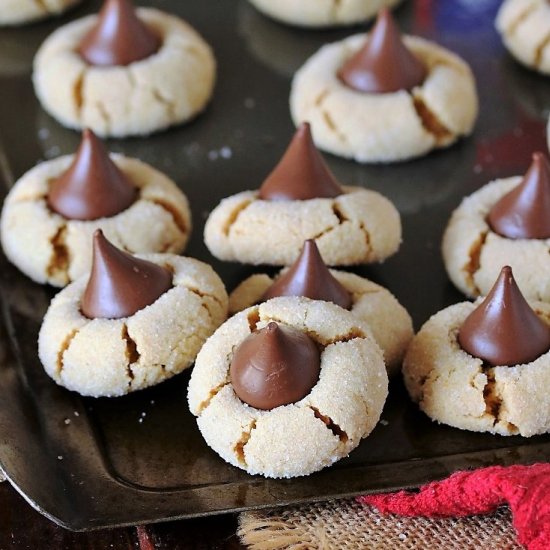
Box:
0;0;549;531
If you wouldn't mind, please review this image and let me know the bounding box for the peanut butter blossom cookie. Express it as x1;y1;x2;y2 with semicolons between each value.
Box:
39;230;228;397
229;239;413;374
1;129;191;287
0;0;81;26
246;0;402;28
497;0;550;75
188;296;388;478
403;266;550;437
33;0;216;137
443;152;550;301
204;123;401;265
290;9;478;163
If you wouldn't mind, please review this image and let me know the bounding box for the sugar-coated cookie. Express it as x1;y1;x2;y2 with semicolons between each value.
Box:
39;231;228;397
290;10;478;163
443;153;550;301
403;267;550;437
247;0;402;28
229;240;413;375
496;0;550;75
1;130;191;287
33;1;215;138
204;124;401;266
0;0;81;26
188;296;388;478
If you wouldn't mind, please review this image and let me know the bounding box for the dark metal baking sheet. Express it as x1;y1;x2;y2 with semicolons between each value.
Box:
0;0;549;532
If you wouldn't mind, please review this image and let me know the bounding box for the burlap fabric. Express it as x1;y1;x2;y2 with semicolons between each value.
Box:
238;499;521;549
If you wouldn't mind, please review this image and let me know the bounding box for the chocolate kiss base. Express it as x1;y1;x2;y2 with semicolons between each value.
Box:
337;8;427;94
81;230;172;320
262;240;352;309
258;123;343;201
488;152;550;240
458;266;550;367
79;0;161;67
230;322;320;410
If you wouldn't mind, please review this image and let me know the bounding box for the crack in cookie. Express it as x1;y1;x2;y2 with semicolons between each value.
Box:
411;93;453;143
463;230;488;295
47;224;70;285
56;328;79;376
309;406;348;443
234;420;257;467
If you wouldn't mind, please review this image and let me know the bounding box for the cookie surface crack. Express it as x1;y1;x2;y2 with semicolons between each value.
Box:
309;407;348;443
535;32;550;67
483;369;501;426
32;0;48;14
412;94;453;143
95;101;112;135
73;72;84;120
122;325;140;365
196;379;230;415
247;309;260;332
151;87;176;119
464;230;488;295
322;109;348;145
234;420;257;467
223;199;253;236
147;198;187;234
47;224;70;284
505;4;538;36
56;329;79;376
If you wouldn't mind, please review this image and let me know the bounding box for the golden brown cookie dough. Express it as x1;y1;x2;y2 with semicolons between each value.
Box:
496;0;550;75
33;8;216;137
442;177;550;301
229;269;413;375
39;254;228;397
1;153;191;287
0;0;81;26
188;296;388;478
246;0;402;28
204;186;401;266
290;34;478;163
403;300;550;437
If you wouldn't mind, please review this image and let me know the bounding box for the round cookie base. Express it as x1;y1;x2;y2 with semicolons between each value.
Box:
290;34;478;163
1;153;192;287
38;255;228;397
442;176;550;301
32;8;216;138
204;186;401;266
188;296;388;478
403;300;550;437
496;0;550;76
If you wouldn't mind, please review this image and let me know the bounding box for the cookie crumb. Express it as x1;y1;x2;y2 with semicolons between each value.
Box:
64;418;71;425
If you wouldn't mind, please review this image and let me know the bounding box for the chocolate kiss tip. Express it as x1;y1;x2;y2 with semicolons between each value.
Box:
338;8;427;94
81;229;172;320
488;152;550;240
47;129;137;221
458;266;550;367
229;322;320;410
262;239;352;309
258;123;343;201
79;0;160;67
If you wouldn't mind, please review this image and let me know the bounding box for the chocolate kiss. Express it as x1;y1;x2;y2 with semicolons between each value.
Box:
258;123;343;201
338;9;427;94
48;129;137;221
488;153;550;240
458;266;550;367
262;240;352;309
78;0;160;67
81;230;172;319
230;322;320;410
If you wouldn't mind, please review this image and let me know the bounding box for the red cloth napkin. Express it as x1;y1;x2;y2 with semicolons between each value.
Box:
358;464;550;550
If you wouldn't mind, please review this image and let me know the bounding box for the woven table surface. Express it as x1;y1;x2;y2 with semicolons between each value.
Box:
238;499;521;550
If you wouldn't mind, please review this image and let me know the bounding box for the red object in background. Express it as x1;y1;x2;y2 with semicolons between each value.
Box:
359;463;550;550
